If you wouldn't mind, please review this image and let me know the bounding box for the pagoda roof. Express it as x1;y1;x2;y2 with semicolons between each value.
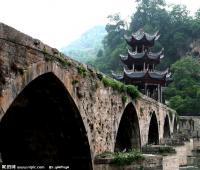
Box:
120;48;164;64
124;29;160;47
112;68;170;84
124;68;169;80
111;71;124;81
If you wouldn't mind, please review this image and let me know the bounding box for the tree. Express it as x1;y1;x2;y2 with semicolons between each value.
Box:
97;49;103;57
164;57;200;115
91;0;200;76
88;13;127;74
103;13;126;51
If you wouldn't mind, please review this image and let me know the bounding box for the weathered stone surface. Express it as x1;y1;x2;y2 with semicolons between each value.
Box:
179;116;200;138
0;23;177;168
94;154;179;170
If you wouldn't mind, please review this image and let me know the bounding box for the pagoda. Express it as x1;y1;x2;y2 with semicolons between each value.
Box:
112;29;171;103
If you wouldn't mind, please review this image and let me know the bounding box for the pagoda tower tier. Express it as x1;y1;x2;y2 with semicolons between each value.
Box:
112;68;170;85
124;29;160;52
120;48;164;70
112;28;171;103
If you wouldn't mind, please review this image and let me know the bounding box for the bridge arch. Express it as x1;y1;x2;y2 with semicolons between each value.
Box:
148;112;159;145
173;117;178;134
114;102;141;152
163;115;171;138
0;72;92;169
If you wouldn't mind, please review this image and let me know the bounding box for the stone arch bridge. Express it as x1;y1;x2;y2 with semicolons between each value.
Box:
0;23;177;169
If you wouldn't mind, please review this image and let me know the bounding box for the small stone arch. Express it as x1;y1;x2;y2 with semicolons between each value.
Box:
173;117;178;134
0;72;92;169
163;115;171;138
114;102;141;152
148;112;159;145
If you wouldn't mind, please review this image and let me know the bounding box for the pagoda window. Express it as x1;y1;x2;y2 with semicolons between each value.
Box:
137;46;142;53
142;45;144;52
127;64;133;70
135;46;138;53
149;64;153;71
135;64;143;71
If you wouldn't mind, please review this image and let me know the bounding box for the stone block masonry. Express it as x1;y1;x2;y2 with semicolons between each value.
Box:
0;22;177;169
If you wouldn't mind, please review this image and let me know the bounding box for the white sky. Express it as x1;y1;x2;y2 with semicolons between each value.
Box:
0;0;200;49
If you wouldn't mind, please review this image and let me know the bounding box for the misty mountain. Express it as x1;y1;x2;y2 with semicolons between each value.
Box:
61;25;106;63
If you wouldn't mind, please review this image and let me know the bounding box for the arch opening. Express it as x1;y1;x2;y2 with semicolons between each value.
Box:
163;115;170;138
114;103;141;152
148;112;159;145
0;73;92;169
173;118;177;134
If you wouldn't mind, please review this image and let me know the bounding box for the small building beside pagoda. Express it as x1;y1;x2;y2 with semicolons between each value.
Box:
112;29;171;103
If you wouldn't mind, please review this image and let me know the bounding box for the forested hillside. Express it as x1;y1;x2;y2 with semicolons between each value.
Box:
61;25;106;63
88;0;200;115
89;0;200;74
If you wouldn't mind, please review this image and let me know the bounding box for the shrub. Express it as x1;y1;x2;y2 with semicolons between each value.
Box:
96;73;103;80
158;146;176;155
102;76;140;99
113;150;144;165
102;76;123;91
119;84;127;93
122;95;128;104
126;85;140;99
56;56;71;68
97;150;144;166
77;66;87;76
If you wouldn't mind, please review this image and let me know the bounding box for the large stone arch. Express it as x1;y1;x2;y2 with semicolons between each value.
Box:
163;115;171;138
114;102;141;152
148;112;159;145
0;69;93;169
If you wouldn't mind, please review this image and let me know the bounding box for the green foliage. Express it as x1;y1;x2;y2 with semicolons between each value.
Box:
96;73;103;80
164;57;200;115
61;25;106;63
77;65;87;76
113;150;144;165
126;85;140;99
102;76;123;91
43;47;48;54
72;79;79;85
102;76;139;99
44;54;53;62
90;1;200;73
158;146;176;155
97;49;103;57
43;48;72;69
88;13;127;74
97;150;144;165
140;107;144;113
56;56;71;68
97;151;113;158
122;95;128;104
168;110;173;122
